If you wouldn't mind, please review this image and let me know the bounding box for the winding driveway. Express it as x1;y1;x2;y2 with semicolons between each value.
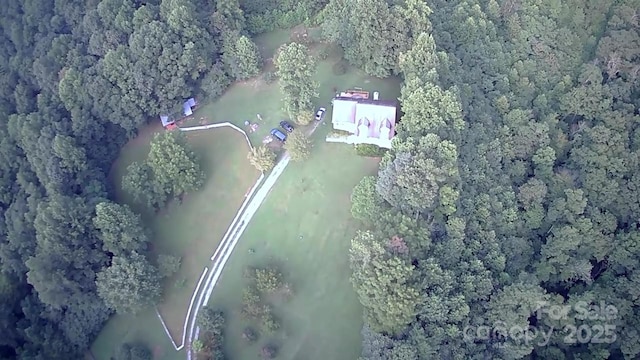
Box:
185;121;322;359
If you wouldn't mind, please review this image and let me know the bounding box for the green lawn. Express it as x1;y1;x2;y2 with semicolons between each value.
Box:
206;131;383;360
196;30;401;359
92;123;260;360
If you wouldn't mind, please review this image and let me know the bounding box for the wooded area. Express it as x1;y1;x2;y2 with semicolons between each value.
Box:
334;0;640;358
0;0;638;358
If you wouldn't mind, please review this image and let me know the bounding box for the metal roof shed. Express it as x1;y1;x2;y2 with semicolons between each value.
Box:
160;115;174;127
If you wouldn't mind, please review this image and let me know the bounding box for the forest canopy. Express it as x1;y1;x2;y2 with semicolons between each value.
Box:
0;0;639;359
332;0;640;359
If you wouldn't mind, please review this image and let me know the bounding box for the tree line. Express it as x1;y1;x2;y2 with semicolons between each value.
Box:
325;0;640;358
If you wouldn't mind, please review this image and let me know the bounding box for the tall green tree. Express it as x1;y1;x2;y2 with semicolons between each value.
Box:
223;35;262;80
147;131;205;198
283;129;312;161
350;176;386;223
350;231;421;334
376;134;459;215
397;79;464;143
322;0;432;77
93;201;149;256
274;43;318;121
26;195;108;309
96;251;161;314
122;161;167;210
247;145;276;172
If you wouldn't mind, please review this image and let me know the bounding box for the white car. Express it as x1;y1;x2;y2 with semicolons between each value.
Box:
315;107;326;121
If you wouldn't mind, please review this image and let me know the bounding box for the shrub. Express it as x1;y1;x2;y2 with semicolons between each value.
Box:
242;327;259;343
248;146;277;172
242;287;258;307
260;344;278;359
332;60;349;75
242;288;273;319
255;268;283;293
328;129;351;138
198;307;225;336
174;277;187;289
116;343;152;360
260;312;280;335
157;254;181;278
192;339;204;354
355;144;387;157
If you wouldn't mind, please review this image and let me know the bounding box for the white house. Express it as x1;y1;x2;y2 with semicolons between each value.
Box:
328;90;397;149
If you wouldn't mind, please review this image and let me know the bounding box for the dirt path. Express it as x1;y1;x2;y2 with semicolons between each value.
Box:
185;120;324;360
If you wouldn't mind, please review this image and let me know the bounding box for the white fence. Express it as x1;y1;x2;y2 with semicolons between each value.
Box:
155;121;262;351
179;122;254;150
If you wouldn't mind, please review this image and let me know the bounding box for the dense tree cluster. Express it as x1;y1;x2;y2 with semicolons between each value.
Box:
241;0;325;34
340;0;640;359
241;266;294;337
321;0;432;77
94;202;161;315
115;343;153;360
123;131;205;211
0;0;637;358
274;43;319;123
0;0;262;357
195;307;226;360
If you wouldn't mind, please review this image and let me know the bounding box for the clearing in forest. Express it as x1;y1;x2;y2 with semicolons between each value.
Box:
91;123;260;360
201;28;402;360
92;25;400;360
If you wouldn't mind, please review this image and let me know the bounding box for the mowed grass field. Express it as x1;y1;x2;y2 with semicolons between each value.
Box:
199;29;401;360
207;133;382;360
91;122;260;360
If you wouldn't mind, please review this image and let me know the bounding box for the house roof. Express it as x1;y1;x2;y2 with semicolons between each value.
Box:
332;97;397;141
332;99;357;125
186;98;196;107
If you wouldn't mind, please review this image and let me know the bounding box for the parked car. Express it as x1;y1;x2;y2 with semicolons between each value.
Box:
270;128;287;142
280;120;294;133
315;107;326;121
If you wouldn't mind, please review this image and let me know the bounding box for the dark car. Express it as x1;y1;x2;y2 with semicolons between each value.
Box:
270;128;287;142
280;120;294;133
315;107;326;121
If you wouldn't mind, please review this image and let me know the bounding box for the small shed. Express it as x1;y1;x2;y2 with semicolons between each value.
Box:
183;98;197;116
183;103;193;116
160;115;175;127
